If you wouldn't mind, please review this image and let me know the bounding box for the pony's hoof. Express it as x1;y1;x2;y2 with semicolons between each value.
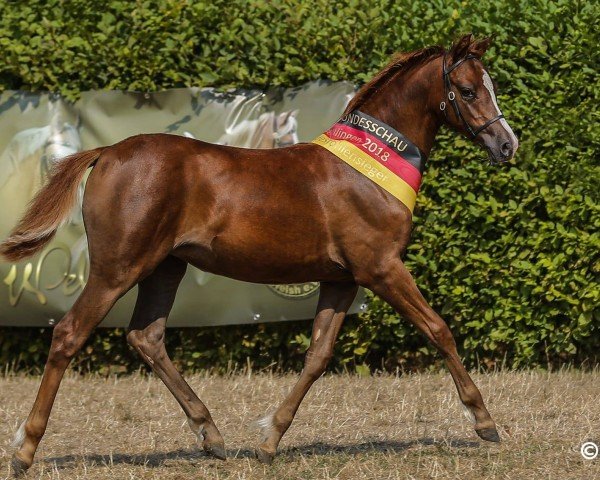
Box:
476;427;501;443
204;443;227;460
11;455;29;478
255;447;275;465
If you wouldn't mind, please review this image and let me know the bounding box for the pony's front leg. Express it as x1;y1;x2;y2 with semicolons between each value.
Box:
364;259;499;441
255;281;358;464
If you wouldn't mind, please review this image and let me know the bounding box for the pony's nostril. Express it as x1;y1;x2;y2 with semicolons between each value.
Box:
500;141;512;158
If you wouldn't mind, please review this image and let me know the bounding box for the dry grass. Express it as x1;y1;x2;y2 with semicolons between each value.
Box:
0;370;599;479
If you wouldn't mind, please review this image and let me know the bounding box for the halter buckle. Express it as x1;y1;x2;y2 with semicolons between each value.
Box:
448;91;455;101
440;101;446;111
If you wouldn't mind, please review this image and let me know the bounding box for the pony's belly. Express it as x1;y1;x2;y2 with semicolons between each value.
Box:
172;239;349;285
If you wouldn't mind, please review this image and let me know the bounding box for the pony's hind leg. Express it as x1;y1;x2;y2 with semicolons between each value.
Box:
255;281;358;464
11;275;130;477
126;256;226;460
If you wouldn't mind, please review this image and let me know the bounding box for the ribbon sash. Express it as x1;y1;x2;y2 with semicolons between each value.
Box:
312;110;424;212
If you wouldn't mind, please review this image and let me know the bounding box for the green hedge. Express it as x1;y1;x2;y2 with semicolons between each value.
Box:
0;0;598;373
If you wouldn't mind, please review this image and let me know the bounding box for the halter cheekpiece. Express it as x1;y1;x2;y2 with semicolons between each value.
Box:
440;53;504;139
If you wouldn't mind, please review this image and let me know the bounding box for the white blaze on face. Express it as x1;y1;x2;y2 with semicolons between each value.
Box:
482;70;519;152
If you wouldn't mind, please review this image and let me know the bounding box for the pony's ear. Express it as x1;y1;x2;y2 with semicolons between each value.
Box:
450;33;474;63
468;37;491;58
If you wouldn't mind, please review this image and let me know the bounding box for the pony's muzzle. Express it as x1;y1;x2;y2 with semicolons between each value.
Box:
483;133;518;164
500;141;513;160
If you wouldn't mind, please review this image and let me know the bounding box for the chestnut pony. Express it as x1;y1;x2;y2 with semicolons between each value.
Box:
2;34;518;474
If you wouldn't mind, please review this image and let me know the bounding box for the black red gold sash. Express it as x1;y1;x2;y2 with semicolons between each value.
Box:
312;110;424;212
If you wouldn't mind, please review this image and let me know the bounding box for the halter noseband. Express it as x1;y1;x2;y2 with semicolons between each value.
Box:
439;53;504;139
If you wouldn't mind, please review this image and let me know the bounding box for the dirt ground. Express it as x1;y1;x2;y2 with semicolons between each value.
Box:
0;369;598;479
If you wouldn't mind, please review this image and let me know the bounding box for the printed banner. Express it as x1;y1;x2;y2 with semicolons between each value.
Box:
0;82;366;327
312;110;424;212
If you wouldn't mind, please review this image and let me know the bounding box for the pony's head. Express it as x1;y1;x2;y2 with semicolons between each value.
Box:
438;34;519;163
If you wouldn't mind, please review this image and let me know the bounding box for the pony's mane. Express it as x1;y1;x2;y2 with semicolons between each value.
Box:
344;45;444;114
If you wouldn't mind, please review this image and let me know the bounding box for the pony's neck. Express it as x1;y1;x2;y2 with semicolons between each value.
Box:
357;58;442;158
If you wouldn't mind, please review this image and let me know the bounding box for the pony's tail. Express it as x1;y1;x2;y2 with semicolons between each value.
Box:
0;148;104;262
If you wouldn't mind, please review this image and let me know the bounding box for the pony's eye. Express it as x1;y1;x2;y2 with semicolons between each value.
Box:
461;88;475;99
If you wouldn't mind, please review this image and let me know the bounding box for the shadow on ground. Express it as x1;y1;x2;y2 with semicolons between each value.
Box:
41;437;482;470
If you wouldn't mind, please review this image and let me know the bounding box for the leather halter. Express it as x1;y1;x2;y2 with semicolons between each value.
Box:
439;53;504;139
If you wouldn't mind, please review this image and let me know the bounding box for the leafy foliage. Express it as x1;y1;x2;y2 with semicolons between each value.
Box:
0;0;598;373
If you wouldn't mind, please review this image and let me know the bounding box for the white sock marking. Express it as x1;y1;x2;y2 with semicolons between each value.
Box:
255;412;275;441
461;404;476;425
11;420;26;449
187;417;205;442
